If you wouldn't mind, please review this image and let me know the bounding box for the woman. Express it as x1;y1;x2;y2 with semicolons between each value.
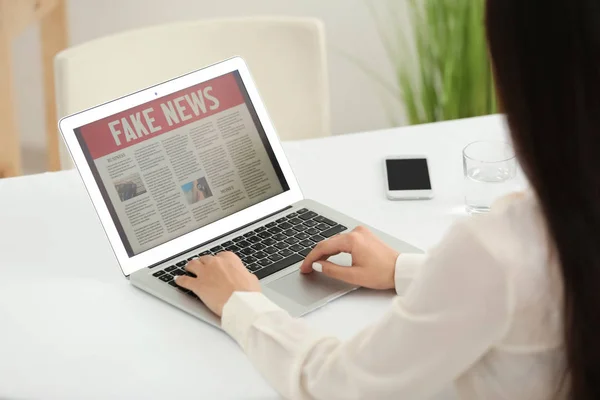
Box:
176;1;600;398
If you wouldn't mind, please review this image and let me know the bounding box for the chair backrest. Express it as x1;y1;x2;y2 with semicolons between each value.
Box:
55;17;330;169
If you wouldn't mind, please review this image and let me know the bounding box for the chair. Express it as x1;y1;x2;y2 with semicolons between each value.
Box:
0;0;68;177
54;17;330;169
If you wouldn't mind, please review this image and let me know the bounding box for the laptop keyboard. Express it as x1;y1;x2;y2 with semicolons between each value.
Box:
151;208;347;297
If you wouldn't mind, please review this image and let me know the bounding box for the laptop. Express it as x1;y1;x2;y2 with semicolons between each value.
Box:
59;57;421;328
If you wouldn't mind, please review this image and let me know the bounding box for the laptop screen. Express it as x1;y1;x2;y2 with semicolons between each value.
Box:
74;71;289;257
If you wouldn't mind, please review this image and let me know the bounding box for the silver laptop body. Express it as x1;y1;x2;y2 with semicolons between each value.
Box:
59;57;421;328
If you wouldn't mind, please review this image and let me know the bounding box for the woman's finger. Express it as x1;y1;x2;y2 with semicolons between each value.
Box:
185;259;203;275
215;251;238;261
300;234;354;273
175;275;195;290
197;254;214;263
311;260;361;285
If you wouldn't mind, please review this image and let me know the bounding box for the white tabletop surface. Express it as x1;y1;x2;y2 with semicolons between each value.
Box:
0;115;515;399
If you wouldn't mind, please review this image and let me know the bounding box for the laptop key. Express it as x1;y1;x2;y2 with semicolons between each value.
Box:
168;280;178;287
299;240;314;248
252;243;266;251
237;240;251;248
159;274;174;282
273;233;287;241
258;232;272;239
286;212;298;219
303;220;318;227
278;222;292;230
299;248;312;257
171;269;186;276
269;254;284;262
254;251;268;259
244;232;255;238
199;251;211;257
311;235;325;243
254;227;266;233
176;261;187;267
245;256;258;264
299;211;317;220
254;254;304;279
289;244;304;252
226;245;241;252
262;238;276;246
295;232;309;240
294;224;308;232
233;236;244;242
313;216;336;226
285;237;300;245
283;229;297;237
210;245;223;252
297;208;309;214
165;265;178;272
276;217;287;223
279;249;294;257
267;227;282;235
306;228;320;236
153;270;166;277
289;218;303;225
222;241;234;247
321;225;348;238
264;247;279;255
274;242;289;250
266;222;277;228
322;217;337;226
241;247;255;255
248;236;261;244
258;258;271;267
314;223;330;231
247;263;260;272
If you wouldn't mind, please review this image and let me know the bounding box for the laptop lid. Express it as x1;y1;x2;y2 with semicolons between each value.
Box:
60;57;303;276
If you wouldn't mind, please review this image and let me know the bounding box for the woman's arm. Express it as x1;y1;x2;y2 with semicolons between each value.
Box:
221;222;512;400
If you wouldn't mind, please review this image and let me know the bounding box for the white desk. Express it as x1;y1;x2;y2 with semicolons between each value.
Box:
0;115;511;399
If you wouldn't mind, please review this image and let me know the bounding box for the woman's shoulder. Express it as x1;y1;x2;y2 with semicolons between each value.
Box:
451;190;555;297
423;191;544;286
429;191;546;267
465;190;550;261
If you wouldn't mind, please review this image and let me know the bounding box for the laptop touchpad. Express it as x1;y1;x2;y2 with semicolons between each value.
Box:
268;254;354;307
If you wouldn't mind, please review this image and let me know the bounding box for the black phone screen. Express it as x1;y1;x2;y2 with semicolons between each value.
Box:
386;159;432;191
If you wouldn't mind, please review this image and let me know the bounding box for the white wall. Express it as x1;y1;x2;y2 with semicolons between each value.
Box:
13;0;409;168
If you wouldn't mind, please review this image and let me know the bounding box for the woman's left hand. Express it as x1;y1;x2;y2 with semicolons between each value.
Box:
175;252;261;317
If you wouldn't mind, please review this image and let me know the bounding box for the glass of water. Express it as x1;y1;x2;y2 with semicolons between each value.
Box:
463;141;517;214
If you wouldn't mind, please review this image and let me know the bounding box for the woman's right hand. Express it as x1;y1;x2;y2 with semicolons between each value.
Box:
300;226;400;290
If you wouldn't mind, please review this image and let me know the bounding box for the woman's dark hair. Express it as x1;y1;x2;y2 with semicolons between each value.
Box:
485;1;600;398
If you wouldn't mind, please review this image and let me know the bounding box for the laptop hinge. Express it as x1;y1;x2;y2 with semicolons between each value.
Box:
147;205;293;269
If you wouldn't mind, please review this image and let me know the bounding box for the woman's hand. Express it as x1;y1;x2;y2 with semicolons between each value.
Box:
300;226;400;290
175;252;261;317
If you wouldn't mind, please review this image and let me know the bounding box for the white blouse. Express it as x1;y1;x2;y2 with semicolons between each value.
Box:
221;193;566;399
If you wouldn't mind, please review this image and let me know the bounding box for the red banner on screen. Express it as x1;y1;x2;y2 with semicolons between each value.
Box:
79;73;245;159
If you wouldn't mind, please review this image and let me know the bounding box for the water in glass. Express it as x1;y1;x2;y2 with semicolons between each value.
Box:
465;165;515;214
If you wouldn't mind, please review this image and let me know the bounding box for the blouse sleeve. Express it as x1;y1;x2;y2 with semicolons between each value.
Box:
221;221;512;400
394;253;426;295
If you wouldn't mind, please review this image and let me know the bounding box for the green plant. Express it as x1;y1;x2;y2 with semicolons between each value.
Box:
365;0;497;125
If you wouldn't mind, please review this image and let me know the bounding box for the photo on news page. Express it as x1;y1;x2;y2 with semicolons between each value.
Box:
74;72;289;257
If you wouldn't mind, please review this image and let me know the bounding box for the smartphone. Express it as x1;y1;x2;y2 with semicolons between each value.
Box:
384;156;434;200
